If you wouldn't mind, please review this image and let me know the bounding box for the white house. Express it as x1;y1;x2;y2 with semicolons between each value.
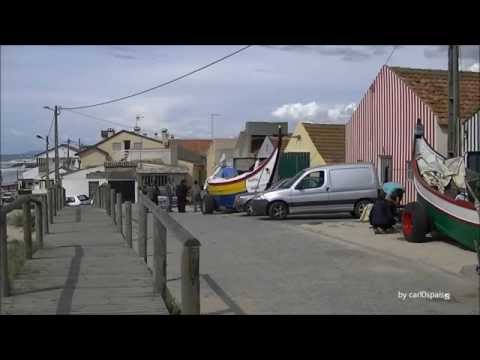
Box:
62;165;107;199
35;144;80;176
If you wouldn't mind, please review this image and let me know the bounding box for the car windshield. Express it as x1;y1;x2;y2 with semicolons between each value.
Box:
269;178;291;190
277;170;308;189
78;195;89;201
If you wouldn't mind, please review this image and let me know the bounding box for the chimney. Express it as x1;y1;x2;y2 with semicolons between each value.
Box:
161;128;169;143
101;128;116;139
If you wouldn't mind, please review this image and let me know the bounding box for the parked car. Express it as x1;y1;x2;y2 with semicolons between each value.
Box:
66;194;92;206
250;163;380;220
234;177;292;215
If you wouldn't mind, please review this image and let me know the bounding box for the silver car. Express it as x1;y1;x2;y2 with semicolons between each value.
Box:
234;178;291;215
250;163;380;219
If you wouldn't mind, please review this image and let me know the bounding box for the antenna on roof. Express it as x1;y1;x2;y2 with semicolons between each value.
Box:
134;115;143;133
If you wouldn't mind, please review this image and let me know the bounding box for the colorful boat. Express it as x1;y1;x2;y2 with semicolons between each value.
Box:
202;136;282;213
402;120;480;251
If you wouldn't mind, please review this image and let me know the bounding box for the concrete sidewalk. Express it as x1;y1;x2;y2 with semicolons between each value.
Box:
297;220;478;279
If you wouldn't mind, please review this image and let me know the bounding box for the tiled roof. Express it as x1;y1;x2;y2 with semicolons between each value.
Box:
302;123;345;164
390;66;480;125
174;139;212;155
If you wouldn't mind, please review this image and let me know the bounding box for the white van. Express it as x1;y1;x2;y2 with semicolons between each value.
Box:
250;163;380;219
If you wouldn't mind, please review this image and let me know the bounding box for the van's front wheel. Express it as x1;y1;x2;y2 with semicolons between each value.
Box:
268;201;288;220
353;200;371;218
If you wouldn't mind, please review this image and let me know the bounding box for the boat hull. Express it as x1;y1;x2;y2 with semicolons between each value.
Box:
418;194;479;251
412;134;480;251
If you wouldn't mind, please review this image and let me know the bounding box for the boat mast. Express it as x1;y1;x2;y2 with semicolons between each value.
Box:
448;45;460;158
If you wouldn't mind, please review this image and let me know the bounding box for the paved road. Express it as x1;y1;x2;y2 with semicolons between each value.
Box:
2;207;167;315
133;206;478;315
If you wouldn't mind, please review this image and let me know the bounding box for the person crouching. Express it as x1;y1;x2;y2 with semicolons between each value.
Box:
369;188;404;234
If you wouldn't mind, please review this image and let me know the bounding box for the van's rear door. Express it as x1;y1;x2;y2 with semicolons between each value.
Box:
328;166;377;212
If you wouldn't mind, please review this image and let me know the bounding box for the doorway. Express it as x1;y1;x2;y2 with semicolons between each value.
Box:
378;155;393;184
109;180;135;202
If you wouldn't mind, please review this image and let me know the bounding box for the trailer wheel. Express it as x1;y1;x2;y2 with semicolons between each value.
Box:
402;202;429;243
245;201;254;216
202;195;215;214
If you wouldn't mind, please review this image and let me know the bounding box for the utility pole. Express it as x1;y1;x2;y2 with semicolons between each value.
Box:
448;45;460;158
54;105;60;185
210;113;220;172
67;138;70;169
46;136;50;180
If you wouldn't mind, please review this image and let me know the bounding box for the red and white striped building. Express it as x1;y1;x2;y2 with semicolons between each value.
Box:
346;66;480;203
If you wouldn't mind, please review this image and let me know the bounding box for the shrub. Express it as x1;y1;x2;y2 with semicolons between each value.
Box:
6;209;35;228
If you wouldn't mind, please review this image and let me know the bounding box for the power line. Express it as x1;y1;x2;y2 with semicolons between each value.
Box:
47;117;54;137
63;108;155;133
384;45;397;66
61;45;252;110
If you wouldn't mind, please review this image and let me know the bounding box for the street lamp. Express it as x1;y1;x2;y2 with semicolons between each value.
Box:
36;134;50;180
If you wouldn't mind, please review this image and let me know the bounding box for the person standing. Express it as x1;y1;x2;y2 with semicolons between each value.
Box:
166;179;174;212
176;179;188;213
191;180;201;212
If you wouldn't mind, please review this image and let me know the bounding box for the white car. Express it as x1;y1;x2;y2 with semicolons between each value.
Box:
66;194;92;206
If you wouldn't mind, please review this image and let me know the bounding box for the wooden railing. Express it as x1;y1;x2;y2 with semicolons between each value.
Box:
0;183;65;313
96;184;201;314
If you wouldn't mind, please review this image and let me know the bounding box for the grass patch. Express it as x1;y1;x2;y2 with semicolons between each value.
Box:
6;239;40;283
6;209;36;228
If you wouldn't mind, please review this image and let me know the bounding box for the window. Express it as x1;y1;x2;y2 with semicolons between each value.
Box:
133;142;143;150
112;142;121;151
298;171;325;189
124;140;131;150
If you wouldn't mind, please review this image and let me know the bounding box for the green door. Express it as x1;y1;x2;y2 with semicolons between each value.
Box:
278;152;310;180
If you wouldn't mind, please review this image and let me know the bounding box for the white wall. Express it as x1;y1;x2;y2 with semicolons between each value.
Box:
62;166;105;197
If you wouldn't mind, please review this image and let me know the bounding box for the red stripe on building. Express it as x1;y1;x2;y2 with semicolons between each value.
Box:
345;66;437;204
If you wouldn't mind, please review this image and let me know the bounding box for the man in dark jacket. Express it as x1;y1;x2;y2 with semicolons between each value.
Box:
176;179;188;213
369;188;404;234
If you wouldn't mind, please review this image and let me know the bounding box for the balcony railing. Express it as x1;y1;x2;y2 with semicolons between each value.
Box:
112;149;171;163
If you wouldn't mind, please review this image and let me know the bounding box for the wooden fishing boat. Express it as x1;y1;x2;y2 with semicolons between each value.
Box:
402;120;480;251
202;132;282;213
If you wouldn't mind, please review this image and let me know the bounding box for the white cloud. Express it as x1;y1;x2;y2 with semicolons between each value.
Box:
469;62;479;72
272;101;357;123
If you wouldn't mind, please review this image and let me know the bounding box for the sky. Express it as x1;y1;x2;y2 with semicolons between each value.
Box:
1;45;479;154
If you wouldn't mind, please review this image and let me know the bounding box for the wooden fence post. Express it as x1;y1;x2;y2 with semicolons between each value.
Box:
116;193;123;234
125;201;132;248
52;187;57;217
48;188;54;224
138;198;147;262
152;217;167;297
181;239;201;314
75;207;81;222
42;195;49;234
96;188;100;208
23;202;33;260
110;189;116;224
35;201;43;249
105;185;111;215
0;211;10;298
